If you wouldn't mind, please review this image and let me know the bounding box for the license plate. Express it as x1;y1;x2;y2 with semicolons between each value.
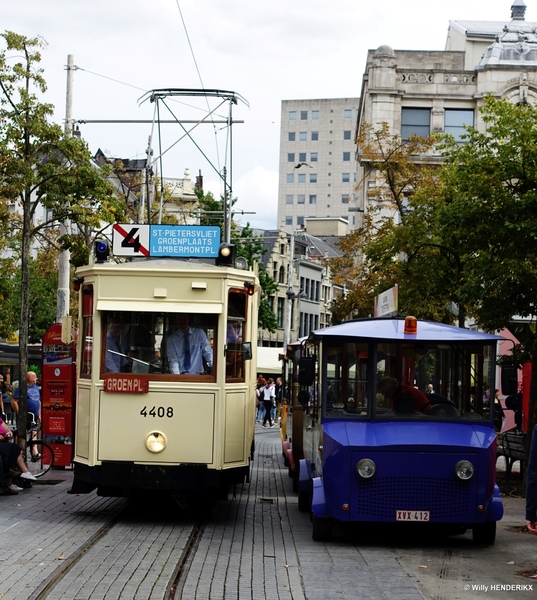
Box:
396;510;430;521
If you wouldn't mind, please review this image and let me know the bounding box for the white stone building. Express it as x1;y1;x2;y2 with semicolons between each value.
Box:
356;0;537;214
277;98;360;234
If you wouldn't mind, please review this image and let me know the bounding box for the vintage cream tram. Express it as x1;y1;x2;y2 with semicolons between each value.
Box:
70;238;259;499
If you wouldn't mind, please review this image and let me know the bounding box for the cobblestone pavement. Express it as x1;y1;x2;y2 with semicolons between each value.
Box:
179;425;434;600
1;426;533;600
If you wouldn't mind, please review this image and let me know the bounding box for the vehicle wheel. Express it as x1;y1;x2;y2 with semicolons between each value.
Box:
312;514;332;541
25;441;54;478
472;521;496;545
298;488;311;512
288;465;294;478
292;469;299;494
283;454;289;467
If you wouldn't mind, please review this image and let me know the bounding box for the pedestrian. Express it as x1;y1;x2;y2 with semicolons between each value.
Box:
11;372;41;460
274;376;284;422
0;417;38;493
256;376;266;422
262;378;276;428
526;424;537;535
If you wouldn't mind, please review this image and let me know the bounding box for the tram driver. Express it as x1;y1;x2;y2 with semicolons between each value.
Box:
166;313;213;374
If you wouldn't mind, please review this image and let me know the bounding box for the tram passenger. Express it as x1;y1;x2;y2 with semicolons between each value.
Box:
105;317;130;372
167;313;213;374
378;377;431;414
526;424;537;535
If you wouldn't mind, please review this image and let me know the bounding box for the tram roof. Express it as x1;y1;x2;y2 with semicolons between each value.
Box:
307;318;503;344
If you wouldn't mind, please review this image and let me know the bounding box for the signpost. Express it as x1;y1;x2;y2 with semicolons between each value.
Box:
113;224;221;258
374;285;399;318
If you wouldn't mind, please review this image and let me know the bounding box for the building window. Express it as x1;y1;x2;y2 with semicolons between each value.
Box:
311;131;319;141
286;174;294;184
401;108;431;139
297;194;305;204
278;265;285;283
309;194;317;204
299;132;307;142
298;174;306;184
310;152;318;162
297;216;305;226
299;152;307;162
342;172;350;183
285;216;293;226
300;110;308;120
342;194;350;204
289;111;296;121
288;132;296;142
277;297;284;328
344;109;352;119
444;109;474;142
342;152;351;162
286;194;293;204
310;173;317;183
312;110;320;120
343;130;352;140
287;153;295;162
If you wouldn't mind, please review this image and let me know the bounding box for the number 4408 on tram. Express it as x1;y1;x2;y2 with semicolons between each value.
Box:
289;316;516;544
69;241;259;502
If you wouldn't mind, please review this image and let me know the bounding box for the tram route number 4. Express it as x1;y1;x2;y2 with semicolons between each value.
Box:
396;510;430;521
140;406;174;418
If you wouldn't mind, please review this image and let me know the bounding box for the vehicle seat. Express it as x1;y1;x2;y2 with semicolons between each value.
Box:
428;403;460;418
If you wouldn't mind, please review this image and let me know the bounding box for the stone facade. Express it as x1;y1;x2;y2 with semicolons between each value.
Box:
356;1;537;215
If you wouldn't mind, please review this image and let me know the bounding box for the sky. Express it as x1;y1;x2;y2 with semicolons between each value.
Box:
2;0;533;230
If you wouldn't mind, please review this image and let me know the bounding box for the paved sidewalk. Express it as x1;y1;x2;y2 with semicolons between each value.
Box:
0;470;127;600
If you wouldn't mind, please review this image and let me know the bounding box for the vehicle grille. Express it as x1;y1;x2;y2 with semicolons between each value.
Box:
354;475;471;520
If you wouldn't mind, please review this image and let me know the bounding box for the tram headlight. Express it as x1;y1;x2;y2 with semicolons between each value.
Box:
455;460;474;480
145;431;167;453
356;458;376;479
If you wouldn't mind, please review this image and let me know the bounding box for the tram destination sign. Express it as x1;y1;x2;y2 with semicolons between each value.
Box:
113;224;221;258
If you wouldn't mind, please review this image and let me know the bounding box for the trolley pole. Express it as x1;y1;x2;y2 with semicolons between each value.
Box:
56;54;74;323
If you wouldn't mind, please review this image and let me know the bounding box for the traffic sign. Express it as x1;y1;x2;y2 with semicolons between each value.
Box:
113;224;150;257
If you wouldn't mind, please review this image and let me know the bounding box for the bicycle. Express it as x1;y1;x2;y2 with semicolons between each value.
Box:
10;412;54;478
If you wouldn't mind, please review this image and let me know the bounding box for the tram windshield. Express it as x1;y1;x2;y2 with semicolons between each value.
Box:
101;311;217;377
322;340;496;422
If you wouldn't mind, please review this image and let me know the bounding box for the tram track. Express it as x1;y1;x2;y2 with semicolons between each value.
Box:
27;497;207;600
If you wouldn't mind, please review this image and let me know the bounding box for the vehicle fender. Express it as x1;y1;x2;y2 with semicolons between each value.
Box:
298;458;312;493
286;448;295;472
485;483;504;521
311;477;329;518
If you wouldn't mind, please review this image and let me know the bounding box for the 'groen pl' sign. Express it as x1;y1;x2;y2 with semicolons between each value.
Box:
112;224;221;257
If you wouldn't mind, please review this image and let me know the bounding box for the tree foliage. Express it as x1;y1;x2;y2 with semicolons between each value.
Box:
0;31;124;439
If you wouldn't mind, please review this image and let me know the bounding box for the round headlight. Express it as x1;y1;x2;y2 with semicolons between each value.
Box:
455;460;474;480
145;431;167;453
356;458;376;479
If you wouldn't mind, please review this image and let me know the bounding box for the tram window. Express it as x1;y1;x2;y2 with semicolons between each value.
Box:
80;285;94;378
101;311;216;378
226;289;248;382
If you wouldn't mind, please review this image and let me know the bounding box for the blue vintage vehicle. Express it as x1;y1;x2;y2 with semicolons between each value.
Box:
295;316;510;543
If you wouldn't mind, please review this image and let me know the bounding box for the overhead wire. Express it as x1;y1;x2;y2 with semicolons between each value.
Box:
175;0;225;195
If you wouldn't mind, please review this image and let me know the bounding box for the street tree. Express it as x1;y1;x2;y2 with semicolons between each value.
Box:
0;32;124;442
439;96;537;444
330;123;461;323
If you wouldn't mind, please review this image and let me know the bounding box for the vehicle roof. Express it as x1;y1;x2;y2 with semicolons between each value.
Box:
307;318;503;344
